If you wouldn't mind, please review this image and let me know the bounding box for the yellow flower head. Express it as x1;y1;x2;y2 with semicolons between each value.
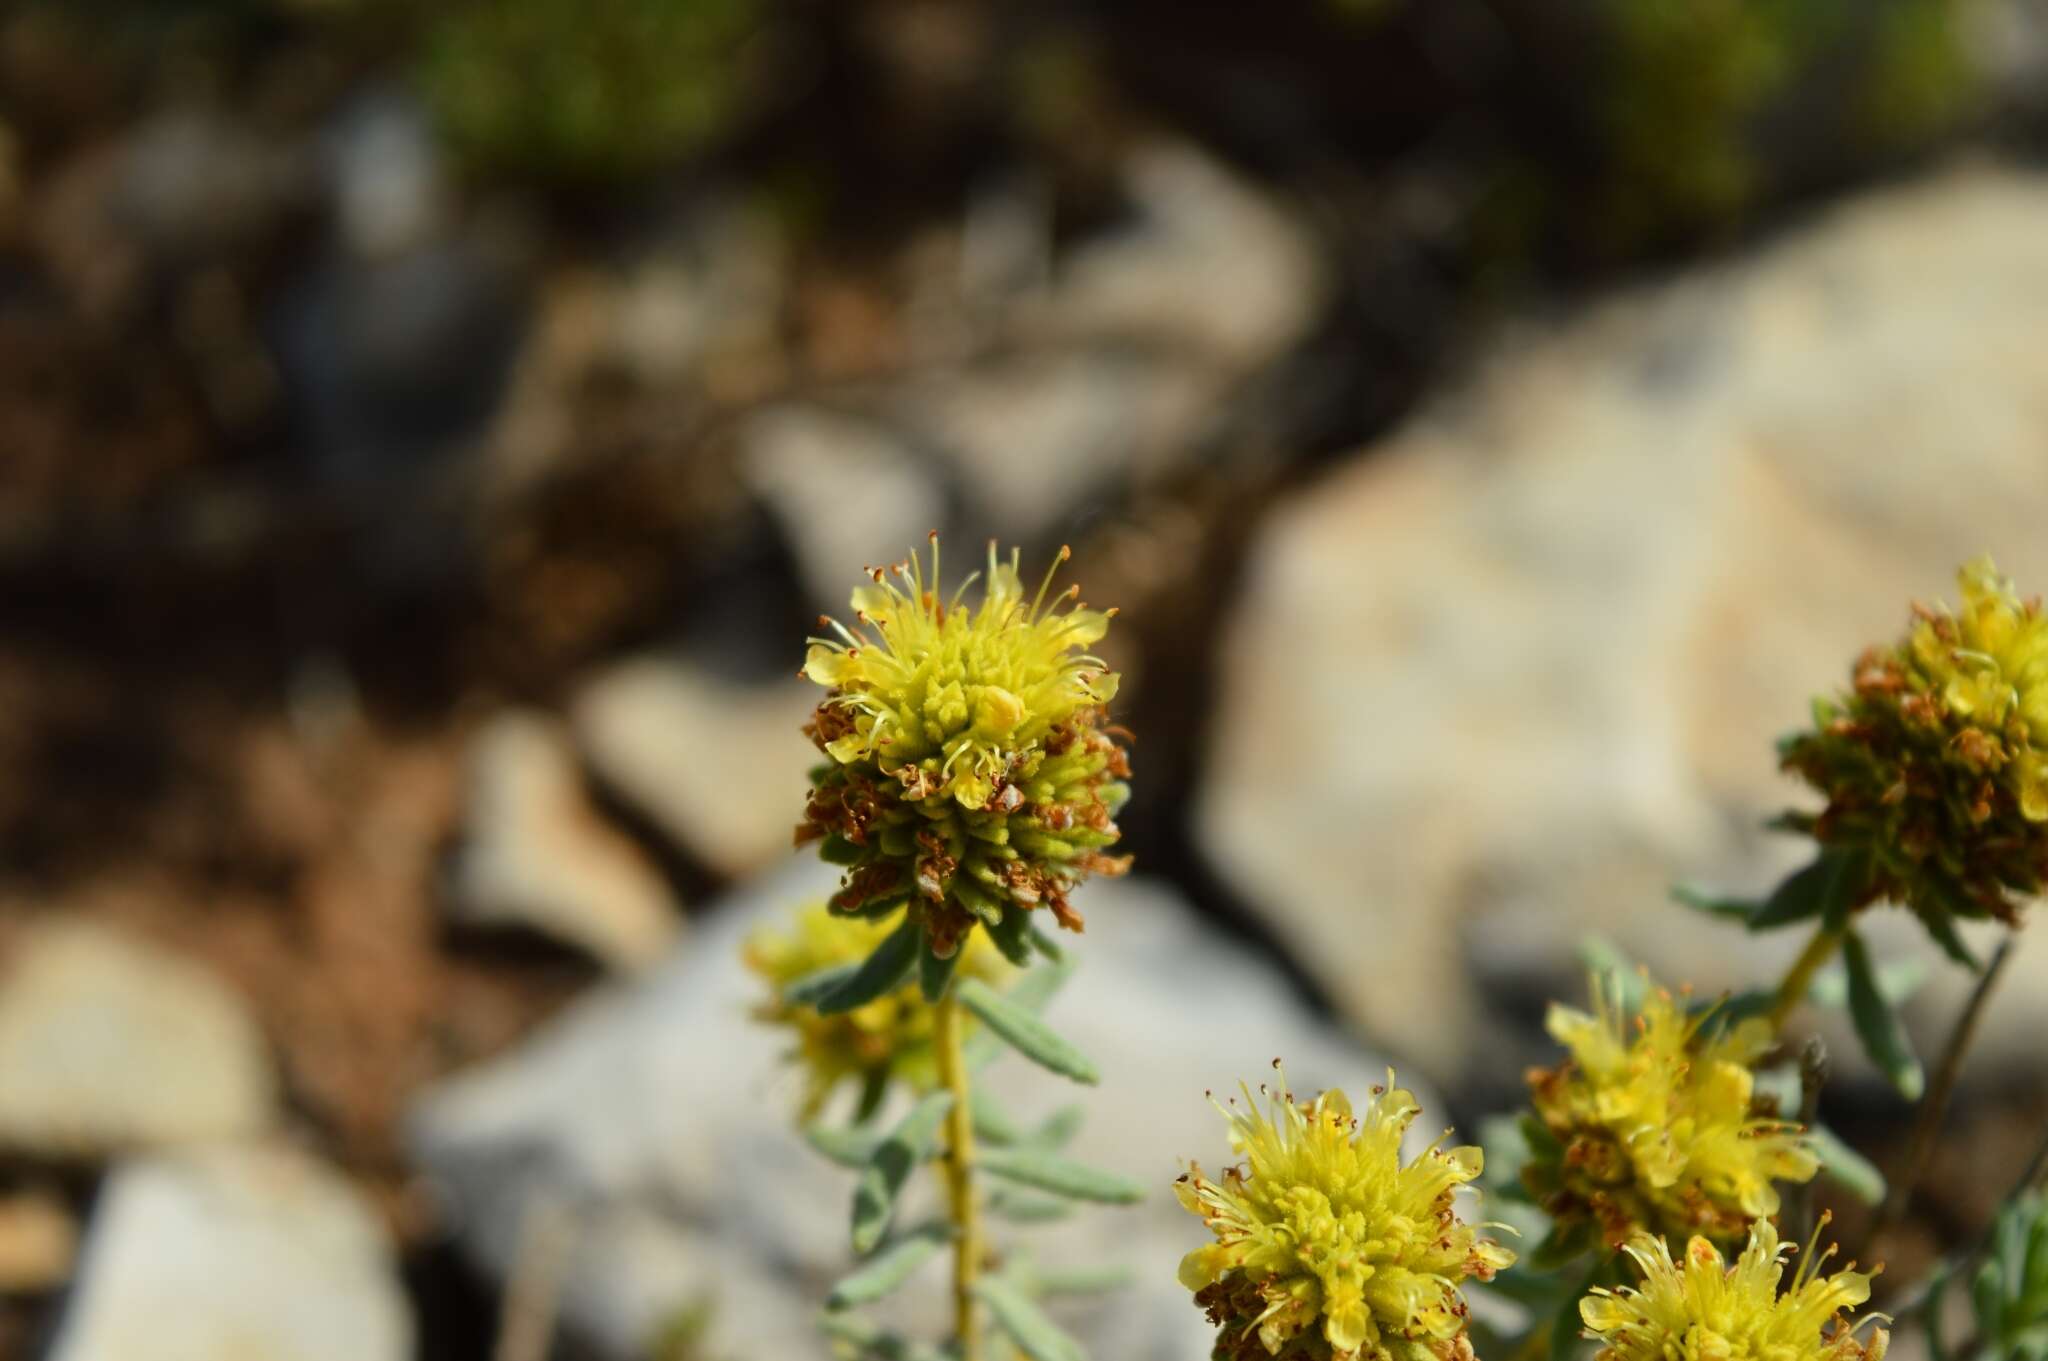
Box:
1781;555;2048;932
1176;1065;1514;1361
1524;976;1817;1249
1581;1219;1887;1361
744;903;1006;1118
797;536;1131;959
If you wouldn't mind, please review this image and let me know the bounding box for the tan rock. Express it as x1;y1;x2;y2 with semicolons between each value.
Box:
571;657;817;881
451;711;681;973
1201;161;2048;1080
0;922;276;1157
0;1190;76;1293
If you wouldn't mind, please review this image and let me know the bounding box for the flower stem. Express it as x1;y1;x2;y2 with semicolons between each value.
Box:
934;988;981;1361
1865;938;2014;1253
1768;927;1843;1029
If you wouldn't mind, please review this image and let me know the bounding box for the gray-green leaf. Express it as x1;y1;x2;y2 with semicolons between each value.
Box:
816;1311;950;1361
1033;1264;1135;1297
965;962;1072;1071
956;978;1099;1085
976;1275;1086;1361
970;1088;1025;1145
806;1123;884;1169
818;916;923;1016
986;1188;1073;1223
919;945;961;1004
978;1147;1143;1204
1808;1123;1886;1205
853;1091;956;1253
1028;1104;1084;1151
1843;930;1924;1101
826;1225;952;1309
1810;957;1927;1010
785;962;861;1007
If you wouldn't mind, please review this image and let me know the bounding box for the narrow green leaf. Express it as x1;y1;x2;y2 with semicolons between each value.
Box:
1671;883;1762;922
1029;1104;1085;1150
1816;849;1867;934
1917;893;1983;971
970;1088;1025;1146
965;961;1072;1072
853;1068;889;1126
984;907;1035;966
1843;930;1925;1101
1810;957;1927;1010
806;1123;883;1169
1923;1262;1953;1361
846;892;912;921
819;916;922;1017
957;978;1099;1085
952;875;1003;925
1808;1123;1886;1205
986;1188;1073;1223
1976;1259;2008;1343
826;1225;951;1309
976;1275;1086;1361
1027;926;1066;963
919;942;960;1004
1703;982;1785;1023
816;1311;949;1361
1751;853;1841;930
853;1091;956;1254
1995;1208;2027;1303
979;1146;1143;1204
785;962;861;1007
820;834;865;866
2023;1203;2048;1305
1033;1264;1135;1297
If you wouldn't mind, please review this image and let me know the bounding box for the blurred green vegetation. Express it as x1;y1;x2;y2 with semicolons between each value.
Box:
1587;0;1977;244
0;0;1995;262
414;0;763;184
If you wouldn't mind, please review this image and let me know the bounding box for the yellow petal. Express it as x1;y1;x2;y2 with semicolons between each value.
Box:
1177;1245;1226;1292
804;644;854;686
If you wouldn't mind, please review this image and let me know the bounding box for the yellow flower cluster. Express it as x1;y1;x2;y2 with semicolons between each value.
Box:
744;903;1006;1118
1581;1220;1887;1361
1781;555;2048;930
798;538;1131;959
1523;978;1817;1249
1176;1067;1513;1361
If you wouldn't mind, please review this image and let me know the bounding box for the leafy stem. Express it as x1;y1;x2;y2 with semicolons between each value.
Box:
1768;926;1843;1029
1863;938;2015;1257
934;987;983;1361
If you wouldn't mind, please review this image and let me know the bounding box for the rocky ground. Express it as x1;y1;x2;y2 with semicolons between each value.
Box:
6;2;2048;1358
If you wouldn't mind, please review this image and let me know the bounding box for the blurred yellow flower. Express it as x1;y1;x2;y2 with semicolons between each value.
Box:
1524;976;1817;1249
798;537;1131;960
745;903;1006;1119
1581;1219;1887;1361
1176;1066;1513;1361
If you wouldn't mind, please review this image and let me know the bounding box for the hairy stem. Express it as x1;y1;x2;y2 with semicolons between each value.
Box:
1865;938;2014;1254
1769;927;1843;1029
934;989;982;1361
